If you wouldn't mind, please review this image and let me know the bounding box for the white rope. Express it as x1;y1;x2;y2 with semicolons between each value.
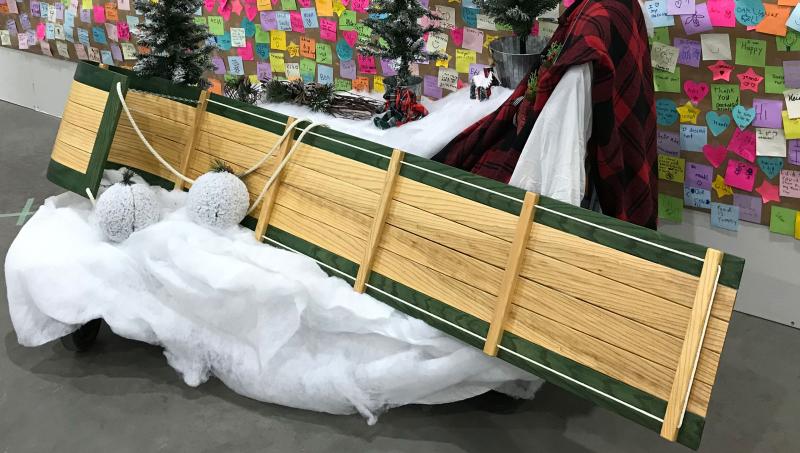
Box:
238;117;305;178
85;188;97;207
247;121;328;214
678;264;722;429
116;82;195;185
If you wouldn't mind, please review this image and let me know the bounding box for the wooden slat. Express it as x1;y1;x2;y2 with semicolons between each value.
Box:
484;192;538;356
661;249;725;440
61;99;104;133
116;107;191;145
55;116;98;153
175;90;210;190
124;91;196;125
354;149;404;293
67;82;110;112
108;124;184;180
292;142;387;193
195;131;280;178
202;111;286;149
51;139;91;173
254;117;296;241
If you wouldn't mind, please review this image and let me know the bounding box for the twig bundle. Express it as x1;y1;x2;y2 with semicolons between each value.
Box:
261;79;384;120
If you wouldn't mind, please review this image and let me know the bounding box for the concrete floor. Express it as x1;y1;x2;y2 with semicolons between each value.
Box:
0;99;798;452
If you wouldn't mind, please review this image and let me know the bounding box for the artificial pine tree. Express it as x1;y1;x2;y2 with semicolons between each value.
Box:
474;0;560;53
133;0;215;86
357;0;447;88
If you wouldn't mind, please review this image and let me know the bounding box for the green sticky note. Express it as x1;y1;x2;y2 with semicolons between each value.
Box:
194;17;207;26
765;66;785;94
658;194;683;222
280;0;298;10
654;68;681;93
300;58;316;79
339;11;357;31
356;23;372;46
735;38;767;67
208;16;225;36
255;25;269;44
776;30;800;52
711;84;740;111
316;43;332;64
334;78;352;91
651;27;670;45
769;206;797;236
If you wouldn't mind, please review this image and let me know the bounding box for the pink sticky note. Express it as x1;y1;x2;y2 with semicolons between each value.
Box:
117;23;130;41
727;128;757;162
463;28;483;52
703;144;728;167
36;22;45;41
451;27;463;47
753;99;784;128
320;18;337;42
724;159;757;191
351;0;369;13
668;0;695;15
737;67;764;93
237;40;254;60
205;0;216;11
755;179;780;203
342;30;357;47
298;0;311;6
684;80;709;103
93;5;105;23
680;3;713;34
564;0;576;6
708;61;734;81
290;11;304;33
707;0;736;27
245;2;258;21
218;0;232;21
780;170;800;198
357;53;377;74
231;0;243;15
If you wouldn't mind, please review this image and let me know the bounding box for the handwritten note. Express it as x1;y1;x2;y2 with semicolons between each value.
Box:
735;38;767;66
658;194;684;221
728;128;757;161
724;159;757;191
712;84;740;110
651;42;680;73
734;193;762;222
687;162;713;189
756;128;787;157
680;125;708;151
780;170;800;198
711;202;740;230
684;187;712;209
784;88;800;118
769;206;797;235
658;154;686;182
701;33;732;60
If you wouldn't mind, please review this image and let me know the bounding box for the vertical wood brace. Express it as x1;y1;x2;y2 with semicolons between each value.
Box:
483;191;539;356
254;117;297;241
353;149;405;293
660;248;724;441
174;90;210;190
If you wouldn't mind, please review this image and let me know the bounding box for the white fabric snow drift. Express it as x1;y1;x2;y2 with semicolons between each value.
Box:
5;170;540;423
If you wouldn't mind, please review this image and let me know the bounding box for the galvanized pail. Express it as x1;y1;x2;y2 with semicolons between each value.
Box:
489;36;549;88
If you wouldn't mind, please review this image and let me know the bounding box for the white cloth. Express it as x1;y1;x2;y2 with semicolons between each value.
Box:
509;63;593;206
5;171;541;423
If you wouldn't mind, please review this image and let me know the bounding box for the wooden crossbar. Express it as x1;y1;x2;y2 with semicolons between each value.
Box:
354;149;405;293
483;191;539;356
660;248;724;441
174;90;209;190
254;117;296;241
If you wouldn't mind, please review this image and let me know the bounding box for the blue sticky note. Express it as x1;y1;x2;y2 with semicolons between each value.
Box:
64;10;75;28
656;99;678;126
100;50;114;65
734;0;766;26
92;27;107;45
301;8;318;29
318;64;333;85
679;125;707;152
46;23;55;40
461;7;478;28
78;28;90;47
276;12;292;31
756;156;784;180
644;1;675;28
711;203;739;231
684;187;711;209
336;38;353;61
255;43;270;60
65;25;74;42
217;32;232;51
241;18;256;37
227;56;245;75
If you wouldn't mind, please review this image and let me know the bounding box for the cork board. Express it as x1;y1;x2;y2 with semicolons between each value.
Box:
649;0;800;237
0;0;513;98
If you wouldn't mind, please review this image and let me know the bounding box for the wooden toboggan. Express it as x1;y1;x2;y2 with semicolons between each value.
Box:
48;62;745;449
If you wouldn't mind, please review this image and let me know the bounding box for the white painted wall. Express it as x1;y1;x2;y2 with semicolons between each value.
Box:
1;47;798;328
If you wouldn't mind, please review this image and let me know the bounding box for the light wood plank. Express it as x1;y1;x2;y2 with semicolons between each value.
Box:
116;106;191;145
202;112;286;149
61;99;104;133
195;131;280;178
661;249;724;440
124;91;196;125
175;90;209;190
484;192;538;356
254;117;296;241
354;149;404;293
68;82;110;112
55;116;98;153
51;139;91;173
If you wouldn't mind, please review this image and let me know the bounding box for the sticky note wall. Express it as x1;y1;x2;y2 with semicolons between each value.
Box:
651;0;800;239
0;0;514;97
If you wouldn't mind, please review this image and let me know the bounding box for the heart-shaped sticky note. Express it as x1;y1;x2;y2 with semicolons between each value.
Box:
732;105;756;130
706;111;731;137
656;99;679;126
756;156;784;180
703;144;728;168
342;30;358;48
684;80;710;104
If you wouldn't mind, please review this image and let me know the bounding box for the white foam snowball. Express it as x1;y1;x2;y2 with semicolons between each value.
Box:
186;171;250;229
95;182;160;242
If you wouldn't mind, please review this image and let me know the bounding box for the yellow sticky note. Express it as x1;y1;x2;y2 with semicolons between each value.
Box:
82;0;92;9
270;52;286;73
796;212;800;240
712;174;734;198
316;0;333;16
374;75;384;93
257;0;272;10
484;34;499;49
332;0;346;16
677;101;701;124
435;54;450;67
782;110;800;139
455;49;476;73
270;30;287;51
249;75;259;84
657;154;685;183
287;41;300;58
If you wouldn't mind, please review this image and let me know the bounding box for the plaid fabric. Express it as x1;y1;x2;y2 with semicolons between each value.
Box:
433;0;657;229
374;87;429;129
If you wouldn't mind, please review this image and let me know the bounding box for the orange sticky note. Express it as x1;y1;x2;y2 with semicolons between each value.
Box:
300;36;315;58
208;79;223;95
105;3;118;22
755;4;791;37
257;0;272;10
353;76;369;91
316;0;333;16
778;0;798;6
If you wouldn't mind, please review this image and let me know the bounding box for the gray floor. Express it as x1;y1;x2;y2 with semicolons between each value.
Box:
0;99;798;453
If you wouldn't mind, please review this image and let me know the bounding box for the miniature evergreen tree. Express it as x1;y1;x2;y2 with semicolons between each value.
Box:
358;0;447;87
133;0;215;86
474;0;560;53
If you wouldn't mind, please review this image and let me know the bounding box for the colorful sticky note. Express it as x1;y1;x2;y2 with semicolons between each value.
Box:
654;68;682;92
269;52;286;73
765;66;786;93
681;3;713;34
785;88;800;119
734;0;766;26
701;34;732;60
755;4;791;36
680;125;708;151
668;0;695;15
677;101;701;123
208;16;224;35
780;170;800;197
704;144;728;167
658;131;681;156
788;5;800;33
737;67;764;92
357;54;377;74
757;179;782;203
675;38;702;67
319;17;337;41
455;49;476;73
713;173;735;197
684;80;709;103
756;128;787;157
658;194;684;221
686;162;713;189
318;64;333;85
728;128;757;161
733;193;762;222
784;60;800;88
646;0;676;27
769;206;797;235
651;42;679;72
708;0;736;27
656;99;679;125
685;187;712;209
711;84;740;110
724;159;757;191
227;56;245;75
708;60;735;80
340;59;356;79
315;43;332;64
783;111;800;139
757;156;785;179
711;203;740;230
658;154;686;182
733;104;756;129
735;38;767;67
271;30;286;50
706;111;732;136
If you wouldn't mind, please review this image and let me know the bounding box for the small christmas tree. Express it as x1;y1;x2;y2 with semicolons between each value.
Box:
474;0;560;54
357;0;447;87
133;0;215;86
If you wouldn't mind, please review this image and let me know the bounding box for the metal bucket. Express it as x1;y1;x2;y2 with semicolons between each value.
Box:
384;75;423;98
489;35;549;88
